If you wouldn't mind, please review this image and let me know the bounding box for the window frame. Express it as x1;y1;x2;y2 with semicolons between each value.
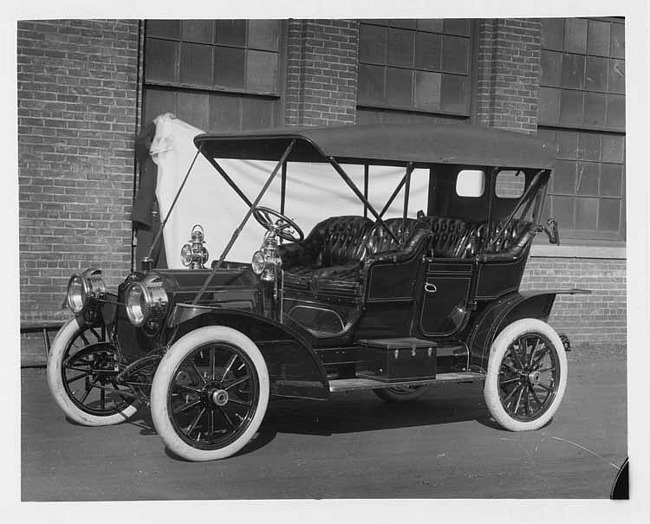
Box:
141;19;287;132
356;18;476;119
538;16;626;244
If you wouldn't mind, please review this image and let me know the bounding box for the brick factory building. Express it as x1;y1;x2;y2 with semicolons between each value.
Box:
17;18;626;359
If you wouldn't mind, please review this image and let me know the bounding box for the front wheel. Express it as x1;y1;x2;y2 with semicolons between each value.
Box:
484;318;567;431
150;326;270;461
47;318;139;426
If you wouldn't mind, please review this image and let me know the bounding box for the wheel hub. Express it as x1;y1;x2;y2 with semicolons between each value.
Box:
210;389;229;407
528;370;542;385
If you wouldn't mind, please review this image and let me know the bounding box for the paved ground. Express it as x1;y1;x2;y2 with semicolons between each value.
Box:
21;343;627;501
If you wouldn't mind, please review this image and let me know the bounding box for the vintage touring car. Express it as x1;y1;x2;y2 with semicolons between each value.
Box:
47;123;587;461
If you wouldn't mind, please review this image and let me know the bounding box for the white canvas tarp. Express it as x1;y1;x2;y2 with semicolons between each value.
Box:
149;114;429;268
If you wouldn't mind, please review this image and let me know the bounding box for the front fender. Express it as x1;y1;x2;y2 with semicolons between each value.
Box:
466;289;589;372
168;304;329;400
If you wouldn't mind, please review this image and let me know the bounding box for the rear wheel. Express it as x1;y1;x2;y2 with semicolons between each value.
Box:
47;318;139;426
150;326;269;461
373;385;429;403
484;318;567;431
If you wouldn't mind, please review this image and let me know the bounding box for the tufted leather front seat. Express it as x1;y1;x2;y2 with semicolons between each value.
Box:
280;216;429;298
280;216;373;271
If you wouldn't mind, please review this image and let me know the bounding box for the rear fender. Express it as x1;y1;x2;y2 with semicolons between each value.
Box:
167;305;329;400
466;289;586;372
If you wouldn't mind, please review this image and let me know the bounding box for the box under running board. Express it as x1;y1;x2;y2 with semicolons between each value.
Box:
328;371;485;393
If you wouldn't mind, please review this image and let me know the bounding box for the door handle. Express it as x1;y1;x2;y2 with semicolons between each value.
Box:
424;282;437;294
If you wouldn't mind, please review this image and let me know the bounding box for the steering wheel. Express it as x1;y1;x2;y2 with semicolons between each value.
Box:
252;206;305;243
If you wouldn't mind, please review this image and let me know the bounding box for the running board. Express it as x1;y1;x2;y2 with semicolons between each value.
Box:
328;371;485;393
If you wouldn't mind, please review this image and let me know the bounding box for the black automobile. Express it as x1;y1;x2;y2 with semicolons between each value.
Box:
47;123;587;461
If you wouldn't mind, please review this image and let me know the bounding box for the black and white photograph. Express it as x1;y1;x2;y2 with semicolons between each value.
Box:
3;0;649;522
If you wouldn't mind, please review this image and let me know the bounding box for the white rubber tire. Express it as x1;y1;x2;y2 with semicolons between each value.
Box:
484;318;567;431
374;385;429;403
150;326;270;462
47;318;139;426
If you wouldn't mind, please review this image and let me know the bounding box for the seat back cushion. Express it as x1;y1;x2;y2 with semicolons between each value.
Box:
418;216;471;257
363;218;430;257
480;219;535;260
317;216;374;266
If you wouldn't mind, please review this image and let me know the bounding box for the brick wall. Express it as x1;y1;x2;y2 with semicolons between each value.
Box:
475;18;542;134
521;256;626;343
284;20;359;126
18;19;140;324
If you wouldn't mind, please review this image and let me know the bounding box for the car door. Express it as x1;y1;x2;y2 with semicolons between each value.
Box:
418;259;474;336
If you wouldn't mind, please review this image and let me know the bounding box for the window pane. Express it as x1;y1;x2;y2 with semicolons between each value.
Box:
601;135;625;163
386;67;413;106
242;97;275;129
583;92;608;127
215;20;246;46
575;197;598;229
214;46;245;89
600;164;623;197
209;93;242;131
415;32;442;70
440;75;469;114
181;20;213;43
553;196;575;229
576;163;599;195
387;28;414;67
417;19;443;33
564;18;588;53
555;129;579;159
246;50;277;92
358;64;385;105
608;59;625;94
176;91;210;130
390;19;417;30
443;19;470;36
606;94;625;129
495;170;526;198
538;87;560;124
540;50;562;86
147;20;181;39
542;18;564;51
180;43;213;87
360;24;387;64
145;38;178;83
585;56;608;92
598;198;621;232
553;160;576;194
559;90;584;126
143;88;176;122
610;23;625;58
442;35;469;74
560;53;585;89
537;127;556;144
588;20;610;56
248;20;280;51
456;170;485;197
578;132;601;161
414;71;441;109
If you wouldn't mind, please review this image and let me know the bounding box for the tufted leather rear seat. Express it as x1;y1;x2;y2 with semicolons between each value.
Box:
419;216;474;258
